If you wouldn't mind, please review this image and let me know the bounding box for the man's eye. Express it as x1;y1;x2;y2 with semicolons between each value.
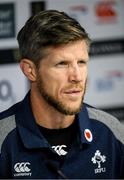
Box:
56;61;68;67
78;60;87;65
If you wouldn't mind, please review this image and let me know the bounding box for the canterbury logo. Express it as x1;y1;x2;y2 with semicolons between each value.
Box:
52;145;68;156
14;162;31;173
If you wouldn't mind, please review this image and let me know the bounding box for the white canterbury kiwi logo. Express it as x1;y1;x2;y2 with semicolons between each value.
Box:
14;162;31;173
52;145;67;156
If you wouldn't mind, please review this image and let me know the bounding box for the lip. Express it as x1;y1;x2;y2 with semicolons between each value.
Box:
64;89;82;94
63;89;83;99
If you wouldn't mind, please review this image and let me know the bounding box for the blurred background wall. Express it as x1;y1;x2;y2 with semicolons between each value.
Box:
0;0;124;124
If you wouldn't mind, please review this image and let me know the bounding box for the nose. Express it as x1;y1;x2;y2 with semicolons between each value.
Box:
68;64;83;83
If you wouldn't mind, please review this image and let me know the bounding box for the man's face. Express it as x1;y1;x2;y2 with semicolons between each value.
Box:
36;40;89;115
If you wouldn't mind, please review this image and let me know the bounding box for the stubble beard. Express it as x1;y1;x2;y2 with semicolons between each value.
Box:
36;76;87;115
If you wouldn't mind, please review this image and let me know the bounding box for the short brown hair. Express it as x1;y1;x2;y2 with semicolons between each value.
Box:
17;10;91;66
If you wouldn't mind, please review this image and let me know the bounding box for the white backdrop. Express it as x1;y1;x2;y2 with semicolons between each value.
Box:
0;64;28;111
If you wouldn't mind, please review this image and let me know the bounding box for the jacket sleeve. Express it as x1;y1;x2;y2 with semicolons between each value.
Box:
0;146;12;178
120;144;124;178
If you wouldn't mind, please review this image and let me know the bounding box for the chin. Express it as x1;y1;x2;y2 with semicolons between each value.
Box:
63;105;82;115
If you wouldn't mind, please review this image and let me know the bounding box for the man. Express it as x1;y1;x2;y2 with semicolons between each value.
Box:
0;10;124;179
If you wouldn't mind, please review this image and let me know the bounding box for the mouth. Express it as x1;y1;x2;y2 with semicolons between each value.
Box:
64;89;83;99
64;88;83;93
65;90;82;94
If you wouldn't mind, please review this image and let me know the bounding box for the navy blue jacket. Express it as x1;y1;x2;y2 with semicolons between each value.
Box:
0;92;124;179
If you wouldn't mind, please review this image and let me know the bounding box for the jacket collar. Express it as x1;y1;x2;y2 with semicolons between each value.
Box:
15;92;93;149
77;105;93;145
15;92;49;149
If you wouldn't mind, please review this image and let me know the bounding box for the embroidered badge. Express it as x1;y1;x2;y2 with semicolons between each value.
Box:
84;129;93;142
52;145;67;156
91;150;106;174
14;162;32;177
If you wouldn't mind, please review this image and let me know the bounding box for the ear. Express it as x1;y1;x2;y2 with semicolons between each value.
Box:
20;59;37;81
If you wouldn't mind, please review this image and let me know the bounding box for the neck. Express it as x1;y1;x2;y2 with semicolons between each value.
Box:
30;88;75;129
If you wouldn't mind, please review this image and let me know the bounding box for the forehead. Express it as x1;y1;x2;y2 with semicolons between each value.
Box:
41;40;89;63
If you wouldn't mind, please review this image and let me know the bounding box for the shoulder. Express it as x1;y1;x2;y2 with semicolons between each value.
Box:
0;103;19;152
85;104;124;144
